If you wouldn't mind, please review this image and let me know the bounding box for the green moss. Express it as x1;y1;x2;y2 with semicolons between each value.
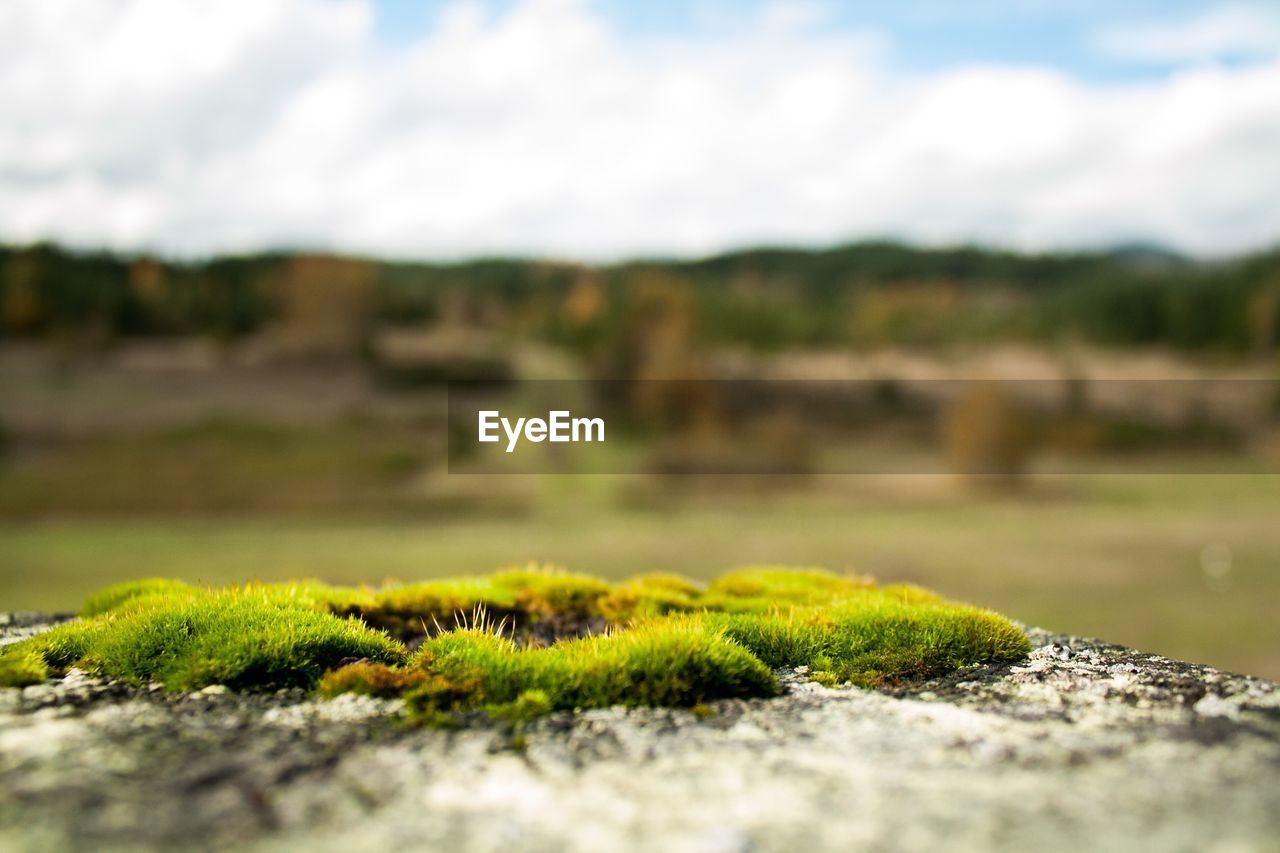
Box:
701;566;875;611
241;579;378;615
356;577;518;636
317;660;431;698
80;577;373;618
879;583;946;605
3;566;1031;721
0;647;49;687
596;573;702;621
487;564;613;619
808;670;840;688
707;595;1031;686
338;565;613;637
489;688;554;722
396;617;778;719
8;592;405;692
81;578;198;616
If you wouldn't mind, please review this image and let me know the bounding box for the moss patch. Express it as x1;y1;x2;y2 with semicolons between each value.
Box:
383;617;780;719
8;592;404;691
80;577;199;617
1;566;1031;720
0;647;50;688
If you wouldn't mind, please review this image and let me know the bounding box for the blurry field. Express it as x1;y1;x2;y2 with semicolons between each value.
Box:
2;469;1277;680
2;344;1277;679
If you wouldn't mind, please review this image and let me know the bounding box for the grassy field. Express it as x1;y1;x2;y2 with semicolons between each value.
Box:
2;470;1277;680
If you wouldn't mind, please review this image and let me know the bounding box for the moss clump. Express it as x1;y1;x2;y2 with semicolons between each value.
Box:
323;564;612;639
81;578;198;617
317;659;433;698
707;598;1031;686
597;573;702;621
359;577;519;636
9;592;404;692
0;647;49;687
490;566;613;622
1;566;1031;722
391;617;778;718
702;566;875;611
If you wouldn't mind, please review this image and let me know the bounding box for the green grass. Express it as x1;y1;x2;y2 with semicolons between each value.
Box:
0;568;1030;721
0;417;435;517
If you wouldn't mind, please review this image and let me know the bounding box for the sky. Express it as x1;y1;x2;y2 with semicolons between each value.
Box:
1;0;1278;260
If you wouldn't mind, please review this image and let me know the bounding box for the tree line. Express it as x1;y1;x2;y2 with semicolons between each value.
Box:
2;240;1278;355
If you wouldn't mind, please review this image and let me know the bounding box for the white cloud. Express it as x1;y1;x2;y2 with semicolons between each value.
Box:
1094;3;1280;63
0;0;1278;259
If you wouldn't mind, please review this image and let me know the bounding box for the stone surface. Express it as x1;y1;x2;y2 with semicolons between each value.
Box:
1;617;1278;852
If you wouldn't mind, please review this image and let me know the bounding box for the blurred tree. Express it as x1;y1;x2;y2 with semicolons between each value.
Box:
268;255;376;360
850;282;960;346
1;240;1279;356
1247;278;1280;356
2;251;44;334
943;383;1033;490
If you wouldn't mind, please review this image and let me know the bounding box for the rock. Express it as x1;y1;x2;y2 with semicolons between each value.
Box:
1;617;1277;852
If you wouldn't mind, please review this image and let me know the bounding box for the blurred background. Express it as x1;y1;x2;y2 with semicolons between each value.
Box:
1;0;1278;677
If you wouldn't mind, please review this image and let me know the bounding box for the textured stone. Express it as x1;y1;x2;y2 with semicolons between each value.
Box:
1;618;1277;852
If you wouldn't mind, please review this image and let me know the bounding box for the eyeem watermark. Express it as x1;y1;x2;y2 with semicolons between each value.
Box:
478;410;605;453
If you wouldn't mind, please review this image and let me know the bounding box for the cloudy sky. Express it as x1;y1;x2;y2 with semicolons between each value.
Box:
1;0;1278;260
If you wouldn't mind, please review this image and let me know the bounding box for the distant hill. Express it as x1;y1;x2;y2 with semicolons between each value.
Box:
1102;242;1190;271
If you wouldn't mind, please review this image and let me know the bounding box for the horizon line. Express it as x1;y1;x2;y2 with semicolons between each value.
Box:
5;235;1278;269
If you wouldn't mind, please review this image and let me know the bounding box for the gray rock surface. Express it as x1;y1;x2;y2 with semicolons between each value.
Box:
1;616;1277;852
